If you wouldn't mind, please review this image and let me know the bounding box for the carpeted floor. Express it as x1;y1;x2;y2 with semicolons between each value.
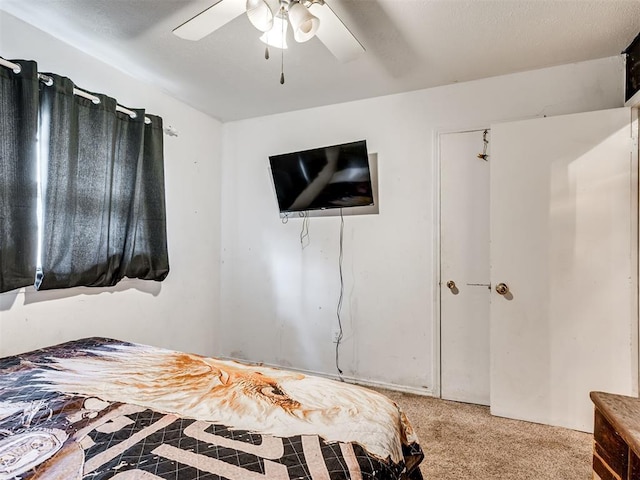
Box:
377;389;593;480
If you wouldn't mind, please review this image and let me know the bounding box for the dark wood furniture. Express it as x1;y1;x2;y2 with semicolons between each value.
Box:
591;391;640;480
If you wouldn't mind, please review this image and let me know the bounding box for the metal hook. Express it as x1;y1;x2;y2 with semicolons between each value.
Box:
477;129;489;161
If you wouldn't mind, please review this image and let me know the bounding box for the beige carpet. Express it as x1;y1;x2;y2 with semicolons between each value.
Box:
377;389;593;480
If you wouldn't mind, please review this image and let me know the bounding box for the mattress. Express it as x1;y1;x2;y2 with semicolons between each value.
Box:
0;338;424;479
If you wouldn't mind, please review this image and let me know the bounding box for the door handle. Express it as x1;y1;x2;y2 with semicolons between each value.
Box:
496;283;509;295
446;280;456;290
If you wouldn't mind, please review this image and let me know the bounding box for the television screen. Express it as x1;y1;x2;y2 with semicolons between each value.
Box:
624;32;640;101
269;140;373;213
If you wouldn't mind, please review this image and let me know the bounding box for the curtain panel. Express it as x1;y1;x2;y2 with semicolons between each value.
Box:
35;74;169;290
0;59;169;293
0;60;39;293
121;117;169;281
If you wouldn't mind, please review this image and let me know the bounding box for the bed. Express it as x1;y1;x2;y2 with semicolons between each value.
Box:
0;338;424;479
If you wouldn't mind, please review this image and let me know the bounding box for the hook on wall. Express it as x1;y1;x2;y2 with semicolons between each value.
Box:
477;129;489;161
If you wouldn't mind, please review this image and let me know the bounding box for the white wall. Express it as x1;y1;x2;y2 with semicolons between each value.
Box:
0;12;222;357
220;56;625;393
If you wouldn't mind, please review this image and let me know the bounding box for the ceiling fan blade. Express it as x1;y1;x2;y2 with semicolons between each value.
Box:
173;0;246;41
308;1;364;63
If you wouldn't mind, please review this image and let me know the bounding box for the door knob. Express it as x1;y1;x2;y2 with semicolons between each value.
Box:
447;280;456;290
496;283;509;295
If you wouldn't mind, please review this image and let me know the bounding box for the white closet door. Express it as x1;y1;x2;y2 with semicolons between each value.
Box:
490;107;637;432
440;130;490;405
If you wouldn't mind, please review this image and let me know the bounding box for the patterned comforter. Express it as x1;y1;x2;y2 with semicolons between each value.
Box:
0;338;423;479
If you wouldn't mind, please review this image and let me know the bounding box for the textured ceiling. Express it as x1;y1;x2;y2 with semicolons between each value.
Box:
1;0;639;121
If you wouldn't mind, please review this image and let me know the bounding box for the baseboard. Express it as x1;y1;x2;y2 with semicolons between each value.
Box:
219;355;435;398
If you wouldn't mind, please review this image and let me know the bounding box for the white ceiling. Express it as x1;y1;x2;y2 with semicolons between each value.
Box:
1;0;639;122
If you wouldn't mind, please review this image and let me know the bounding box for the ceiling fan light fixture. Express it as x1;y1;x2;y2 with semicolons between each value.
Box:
259;14;289;49
288;1;319;43
246;0;279;32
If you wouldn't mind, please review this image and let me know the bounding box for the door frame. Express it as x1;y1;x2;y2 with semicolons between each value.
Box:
633;108;640;392
433;125;490;399
620;106;640;394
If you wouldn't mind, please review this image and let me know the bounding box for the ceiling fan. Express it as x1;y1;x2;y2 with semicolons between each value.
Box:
172;0;365;63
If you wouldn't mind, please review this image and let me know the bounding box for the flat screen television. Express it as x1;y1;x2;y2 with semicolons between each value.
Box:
269;140;374;213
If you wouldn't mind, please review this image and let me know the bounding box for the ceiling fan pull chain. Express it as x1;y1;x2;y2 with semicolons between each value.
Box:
265;46;270;60
280;15;285;84
280;46;285;84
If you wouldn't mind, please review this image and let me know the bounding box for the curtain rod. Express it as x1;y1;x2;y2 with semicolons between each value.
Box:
1;58;151;125
0;57;21;73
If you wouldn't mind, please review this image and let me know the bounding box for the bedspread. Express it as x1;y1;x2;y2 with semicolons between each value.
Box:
0;338;423;480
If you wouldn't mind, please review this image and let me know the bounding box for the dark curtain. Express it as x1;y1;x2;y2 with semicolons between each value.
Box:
35;74;168;290
0;60;39;293
120;116;169;280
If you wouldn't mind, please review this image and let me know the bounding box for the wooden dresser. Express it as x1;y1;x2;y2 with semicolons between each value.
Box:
591;391;640;480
